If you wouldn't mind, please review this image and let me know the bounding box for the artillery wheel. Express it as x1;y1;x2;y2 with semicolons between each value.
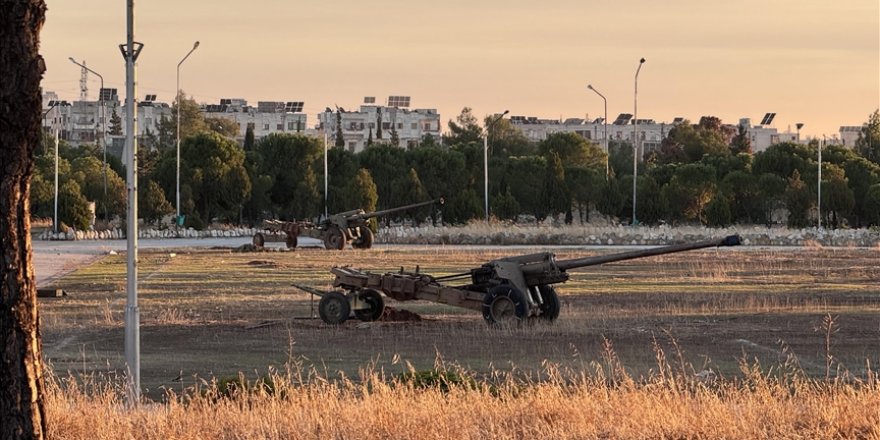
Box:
318;291;350;325
252;233;265;248
353;289;385;322
351;226;374;249
482;285;528;325
323;227;346;250
536;285;561;321
285;233;298;249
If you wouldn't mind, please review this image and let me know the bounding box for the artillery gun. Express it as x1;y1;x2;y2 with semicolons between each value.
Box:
253;198;441;250
294;235;741;325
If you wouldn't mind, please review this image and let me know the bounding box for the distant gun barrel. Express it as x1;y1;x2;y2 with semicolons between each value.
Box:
357;198;444;220
549;234;741;272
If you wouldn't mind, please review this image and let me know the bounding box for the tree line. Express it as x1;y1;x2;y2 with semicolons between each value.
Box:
32;101;880;230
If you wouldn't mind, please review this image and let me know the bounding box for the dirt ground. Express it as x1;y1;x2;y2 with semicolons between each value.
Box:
38;244;880;399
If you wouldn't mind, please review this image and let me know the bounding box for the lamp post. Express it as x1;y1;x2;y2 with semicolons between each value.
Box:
176;41;200;224
819;135;824;229
69;57;107;222
119;0;144;404
632;57;645;225
484;110;509;223
587;84;609;179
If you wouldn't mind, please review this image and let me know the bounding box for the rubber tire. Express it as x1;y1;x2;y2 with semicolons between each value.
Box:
482;284;528;325
285;233;298;249
351;226;374;249
353;289;385;322
318;291;350;325
323;227;346;250
536;285;561;321
252;233;265;248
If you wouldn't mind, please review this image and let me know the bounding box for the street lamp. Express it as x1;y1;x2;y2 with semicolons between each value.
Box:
176;40;200;224
819;135;824;229
587;84;609;179
632;57;645;226
484;110;509;223
69;57;107;222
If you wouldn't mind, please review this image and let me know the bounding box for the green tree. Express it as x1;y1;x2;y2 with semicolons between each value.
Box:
752;142;813;180
343;168;378;213
730;123;752;155
69;155;126;221
243;125;255;150
565;166;603;223
58;179;91;230
542;152;570;222
842;157;880;226
139;180;174;225
499;156;546;222
608;140;635;177
293;165;321;219
491;186;521;221
398;168;430;225
376;107;383;140
863;184;880;226
444;107;482;146
204;116;239;138
390;121;400;147
821;168;854;229
656;120;729;164
784;169;813;228
636;175;664;224
660;163;717;224
855;109;880;164
335;108;345;148
248;133;323;218
538;132;605;170
720;171;762;223
156;132;251;223
757;173;787;225
326;147;359;213
705;194;732;227
486;118;535;158
360;144;409;211
109;106;123;135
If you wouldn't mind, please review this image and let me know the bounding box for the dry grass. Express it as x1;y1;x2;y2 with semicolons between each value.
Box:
44;351;880;440
38;245;880;438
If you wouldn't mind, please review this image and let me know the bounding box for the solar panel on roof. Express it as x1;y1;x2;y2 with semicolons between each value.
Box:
387;96;411;108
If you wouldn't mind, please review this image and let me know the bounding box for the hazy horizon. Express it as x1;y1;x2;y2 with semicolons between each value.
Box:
40;0;879;139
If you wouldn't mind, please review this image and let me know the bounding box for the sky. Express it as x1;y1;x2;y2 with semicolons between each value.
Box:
40;0;879;139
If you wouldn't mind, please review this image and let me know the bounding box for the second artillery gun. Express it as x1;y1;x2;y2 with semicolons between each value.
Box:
294;235;742;325
254;198;442;250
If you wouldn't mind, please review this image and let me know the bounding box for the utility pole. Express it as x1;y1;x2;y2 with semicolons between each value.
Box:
119;0;144;405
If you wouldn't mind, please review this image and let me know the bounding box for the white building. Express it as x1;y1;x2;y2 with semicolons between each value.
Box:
316;97;442;153
510;113;671;152
202;98;310;142
509;113;807;154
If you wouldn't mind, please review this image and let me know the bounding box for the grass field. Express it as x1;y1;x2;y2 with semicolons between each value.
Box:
38;244;880;438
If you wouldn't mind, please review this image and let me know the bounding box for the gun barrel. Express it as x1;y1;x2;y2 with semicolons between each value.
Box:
554;234;741;271
360;198;442;219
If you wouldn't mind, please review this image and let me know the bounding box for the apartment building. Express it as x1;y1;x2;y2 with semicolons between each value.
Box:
316;97;442;153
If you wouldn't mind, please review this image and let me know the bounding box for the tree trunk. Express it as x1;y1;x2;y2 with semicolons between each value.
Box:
0;1;48;439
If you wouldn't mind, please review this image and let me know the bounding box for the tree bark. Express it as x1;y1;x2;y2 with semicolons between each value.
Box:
0;1;48;439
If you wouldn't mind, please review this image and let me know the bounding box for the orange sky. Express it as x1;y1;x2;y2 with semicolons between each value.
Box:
40;0;879;139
